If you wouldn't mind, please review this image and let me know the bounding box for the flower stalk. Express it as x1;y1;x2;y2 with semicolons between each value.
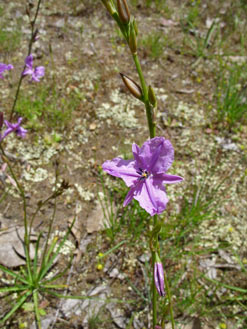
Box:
100;1;180;327
9;0;43;121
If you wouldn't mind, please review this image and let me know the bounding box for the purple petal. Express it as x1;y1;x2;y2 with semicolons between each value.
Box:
132;143;142;165
123;184;138;207
155;173;184;184
102;157;139;187
23;68;34;76
134;176;169;216
1;127;13;140
0;63;13;78
6;64;13;70
123;179;144;207
34;66;45;78
4;120;13;129
16;127;27;138
25;55;33;69
154;262;165;296
135;137;174;174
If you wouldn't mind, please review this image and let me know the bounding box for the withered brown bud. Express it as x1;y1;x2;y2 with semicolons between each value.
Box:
117;0;130;24
0;112;3;130
120;73;143;100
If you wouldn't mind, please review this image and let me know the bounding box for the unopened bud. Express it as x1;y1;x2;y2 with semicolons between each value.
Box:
0;112;3;130
120;73;143;100
129;22;137;54
101;0;116;16
148;86;157;107
154;254;165;297
117;0;130;24
133;19;138;36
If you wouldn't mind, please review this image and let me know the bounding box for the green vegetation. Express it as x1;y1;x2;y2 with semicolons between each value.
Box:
0;6;22;52
215;62;247;127
16;84;84;130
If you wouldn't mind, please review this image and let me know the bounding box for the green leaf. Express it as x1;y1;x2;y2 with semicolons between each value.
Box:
0;264;28;284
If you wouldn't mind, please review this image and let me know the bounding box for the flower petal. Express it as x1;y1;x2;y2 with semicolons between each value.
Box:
155;173;184;184
25;55;33;69
123;184;139;206
34;66;45;79
134;176;169;216
23;68;34;76
102;157;139;187
16;127;27;138
136;137;174;174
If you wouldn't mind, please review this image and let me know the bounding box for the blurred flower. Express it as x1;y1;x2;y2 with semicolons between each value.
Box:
0;63;13;79
0;163;17;188
0;117;27;141
102;137;183;216
23;54;45;82
154;258;165;297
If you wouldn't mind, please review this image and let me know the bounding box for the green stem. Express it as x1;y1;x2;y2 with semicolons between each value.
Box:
9;0;42;121
132;53;155;138
163;268;175;329
151;214;158;328
0;146;33;282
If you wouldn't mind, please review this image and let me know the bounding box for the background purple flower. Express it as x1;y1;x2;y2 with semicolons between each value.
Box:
102;137;183;216
22;54;45;82
0;117;27;141
0;63;13;79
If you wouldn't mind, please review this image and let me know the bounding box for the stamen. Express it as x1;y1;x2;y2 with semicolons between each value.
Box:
136;168;149;180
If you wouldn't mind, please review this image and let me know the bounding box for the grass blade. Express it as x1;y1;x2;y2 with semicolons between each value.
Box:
33;289;41;329
38;218;75;281
0;264;28;284
0;290;31;325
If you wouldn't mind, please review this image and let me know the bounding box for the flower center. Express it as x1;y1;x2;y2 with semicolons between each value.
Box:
136;168;149;180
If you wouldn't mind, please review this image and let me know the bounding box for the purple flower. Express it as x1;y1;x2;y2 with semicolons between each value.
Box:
22;54;45;82
0;63;13;79
0;117;27;141
154;260;165;297
102;137;183;216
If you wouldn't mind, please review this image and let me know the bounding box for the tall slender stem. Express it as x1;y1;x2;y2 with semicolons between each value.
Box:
163;268;175;329
9;0;42;121
0;146;32;282
132;53;155;138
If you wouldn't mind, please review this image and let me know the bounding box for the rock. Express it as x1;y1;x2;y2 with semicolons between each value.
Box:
86;202;112;233
60;284;110;327
0;226;37;267
138;253;151;264
55;18;65;28
106;304;127;329
30;316;55;329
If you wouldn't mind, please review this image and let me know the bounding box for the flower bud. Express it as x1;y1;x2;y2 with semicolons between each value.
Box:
117;0;130;24
129;22;137;54
148;86;157;107
101;0;116;16
0;112;3;130
154;254;165;297
133;19;138;36
120;73;143;100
